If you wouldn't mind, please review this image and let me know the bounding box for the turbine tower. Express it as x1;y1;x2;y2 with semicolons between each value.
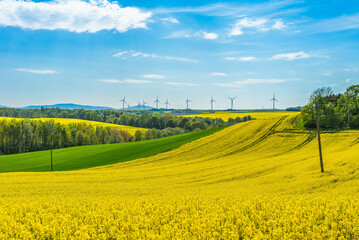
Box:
120;96;127;110
186;98;191;110
210;96;215;111
154;96;161;109
228;96;237;110
137;100;141;110
142;100;147;110
269;94;278;110
164;99;170;109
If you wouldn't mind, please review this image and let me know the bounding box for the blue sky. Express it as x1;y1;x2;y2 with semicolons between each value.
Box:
0;0;358;109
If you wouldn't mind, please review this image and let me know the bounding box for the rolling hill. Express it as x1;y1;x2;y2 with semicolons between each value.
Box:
22;103;114;110
0;117;145;135
0;126;225;172
1;112;359;238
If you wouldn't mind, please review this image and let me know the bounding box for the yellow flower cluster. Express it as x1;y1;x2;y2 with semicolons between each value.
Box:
0;117;146;135
1;112;359;238
185;111;299;121
0;197;358;239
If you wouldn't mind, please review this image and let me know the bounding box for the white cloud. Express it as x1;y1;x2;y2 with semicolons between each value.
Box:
229;17;288;36
346;78;351;83
166;82;199;86
272;20;286;30
210;72;227;76
153;1;303;17
214;78;299;87
239;56;256;62
161;17;179;24
229;17;268;36
0;0;152;33
225;56;256;62
228;26;243;36
101;79;151;84
202;32;218;40
270;51;311;61
15;68;57;74
345;68;359;72
114;50;198;63
236;17;268;28
164;30;191;39
308;13;359;34
322;72;332;76
225;57;236;61
142;74;165;79
213;82;240;88
234;78;289;85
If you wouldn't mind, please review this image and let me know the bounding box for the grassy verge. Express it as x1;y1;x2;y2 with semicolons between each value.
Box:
0;126;227;173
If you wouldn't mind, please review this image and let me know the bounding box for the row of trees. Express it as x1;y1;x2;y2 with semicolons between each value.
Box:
301;84;359;129
0;108;250;131
0;108;254;154
0;119;131;155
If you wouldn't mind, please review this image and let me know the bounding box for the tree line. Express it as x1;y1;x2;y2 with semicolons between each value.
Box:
0;108;251;131
0;114;253;155
0;119;131;155
301;84;359;129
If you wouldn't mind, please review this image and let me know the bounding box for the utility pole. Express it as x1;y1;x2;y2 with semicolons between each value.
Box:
50;137;53;171
48;122;54;172
315;102;324;173
347;103;351;127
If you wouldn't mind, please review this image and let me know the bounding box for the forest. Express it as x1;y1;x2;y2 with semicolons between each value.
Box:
0;113;252;155
301;84;359;129
0;108;246;131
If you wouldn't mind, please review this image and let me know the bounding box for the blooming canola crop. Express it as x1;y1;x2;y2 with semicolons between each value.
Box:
1;112;359;239
0;117;146;135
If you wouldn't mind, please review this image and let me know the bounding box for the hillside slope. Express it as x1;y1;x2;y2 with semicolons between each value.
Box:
0;126;225;172
0;117;146;135
1;112;359;238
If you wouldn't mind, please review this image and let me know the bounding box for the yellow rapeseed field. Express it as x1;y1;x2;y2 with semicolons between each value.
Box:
1;112;359;239
185;110;299;121
0;117;146;135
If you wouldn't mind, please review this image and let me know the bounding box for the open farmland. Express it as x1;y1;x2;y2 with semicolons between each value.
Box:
185;110;299;121
0;126;224;172
1;112;359;239
0;117;146;135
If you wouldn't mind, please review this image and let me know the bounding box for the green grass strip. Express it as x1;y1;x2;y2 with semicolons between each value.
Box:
0;126;226;173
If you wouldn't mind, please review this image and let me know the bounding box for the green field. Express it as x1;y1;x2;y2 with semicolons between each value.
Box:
0;126;226;172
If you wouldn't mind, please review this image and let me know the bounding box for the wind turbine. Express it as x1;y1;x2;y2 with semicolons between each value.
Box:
228;96;236;110
142;100;147;110
164;99;170;109
210;96;215;111
269;94;278;110
120;96;126;110
137;100;141;110
154;96;161;109
186;98;191;110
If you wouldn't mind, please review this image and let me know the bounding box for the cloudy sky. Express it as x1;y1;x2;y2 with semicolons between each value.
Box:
0;0;358;109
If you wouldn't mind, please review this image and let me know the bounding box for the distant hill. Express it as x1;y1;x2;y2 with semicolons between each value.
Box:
22;103;114;110
0;105;7;108
126;105;153;110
